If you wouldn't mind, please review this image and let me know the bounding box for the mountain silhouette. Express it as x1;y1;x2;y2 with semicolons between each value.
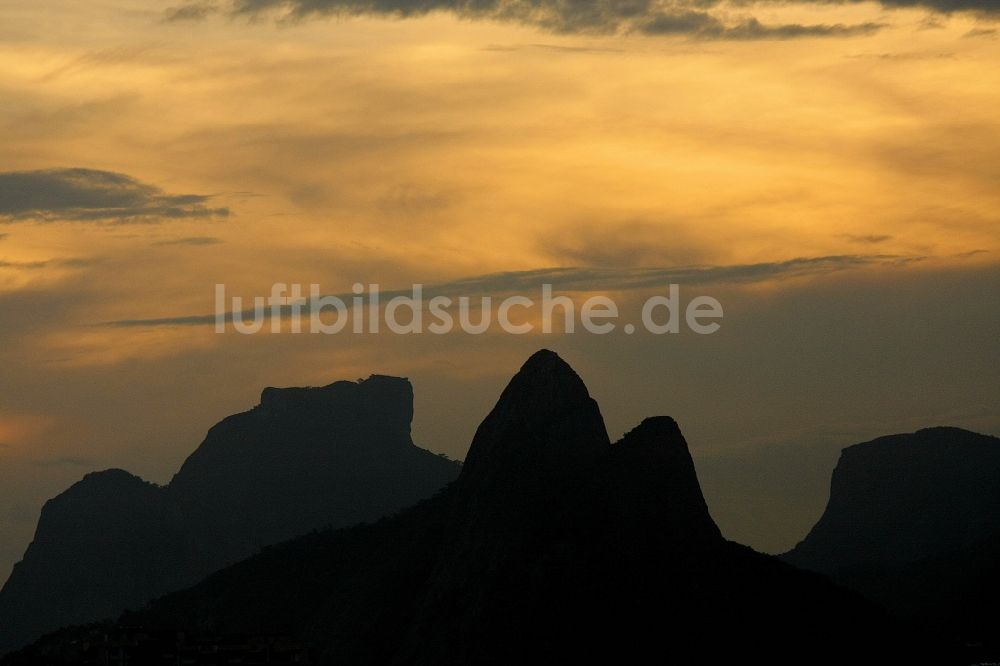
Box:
783;426;1000;655
0;375;460;655
9;350;939;665
785;427;1000;572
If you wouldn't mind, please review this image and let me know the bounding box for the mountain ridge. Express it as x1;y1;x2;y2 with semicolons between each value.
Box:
0;374;460;655
7;350;937;665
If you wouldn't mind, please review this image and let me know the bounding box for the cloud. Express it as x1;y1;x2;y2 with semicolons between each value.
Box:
0;233;8;241
872;0;1000;13
106;253;922;327
0;168;229;224
164;2;220;22
153;236;224;246
842;234;893;244
538;220;706;268
844;51;955;60
636;12;884;39
0;260;48;270
378;185;455;216
39;45;162;83
0;257;98;270
918;15;948;28
482;43;625;52
964;26;998;37
226;0;889;40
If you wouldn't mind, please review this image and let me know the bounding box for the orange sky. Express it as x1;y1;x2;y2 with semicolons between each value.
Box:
1;0;998;578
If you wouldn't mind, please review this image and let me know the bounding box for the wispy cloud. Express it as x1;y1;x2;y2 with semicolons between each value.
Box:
106;254;922;327
963;26;998;38
0;169;229;224
538;220;705;268
38;45;163;83
844;51;955;60
377;185;455;216
483;43;626;53
842;234;893;244
0;257;98;270
164;2;220;22
153;236;224;246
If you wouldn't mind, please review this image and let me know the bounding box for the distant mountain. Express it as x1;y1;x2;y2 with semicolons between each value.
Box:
0;375;460;655
10;350;939;665
783;426;1000;655
784;427;1000;573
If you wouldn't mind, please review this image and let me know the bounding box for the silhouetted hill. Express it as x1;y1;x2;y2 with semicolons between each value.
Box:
782;426;1000;656
11;350;941;665
784;427;1000;573
0;376;459;655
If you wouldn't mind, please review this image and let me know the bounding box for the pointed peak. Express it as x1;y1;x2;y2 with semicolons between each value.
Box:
460;350;609;482
502;349;592;417
504;349;589;406
519;348;572;372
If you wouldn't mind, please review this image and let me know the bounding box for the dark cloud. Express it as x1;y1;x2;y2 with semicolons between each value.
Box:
227;0;890;40
153;236;224;246
0;168;229;224
106;253;921;327
232;0;653;30
637;12;883;39
873;0;1000;13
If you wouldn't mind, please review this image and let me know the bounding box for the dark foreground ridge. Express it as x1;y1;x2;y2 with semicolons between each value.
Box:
0;375;460;654
5;350;951;665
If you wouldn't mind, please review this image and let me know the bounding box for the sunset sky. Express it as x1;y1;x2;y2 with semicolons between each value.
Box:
1;0;999;581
